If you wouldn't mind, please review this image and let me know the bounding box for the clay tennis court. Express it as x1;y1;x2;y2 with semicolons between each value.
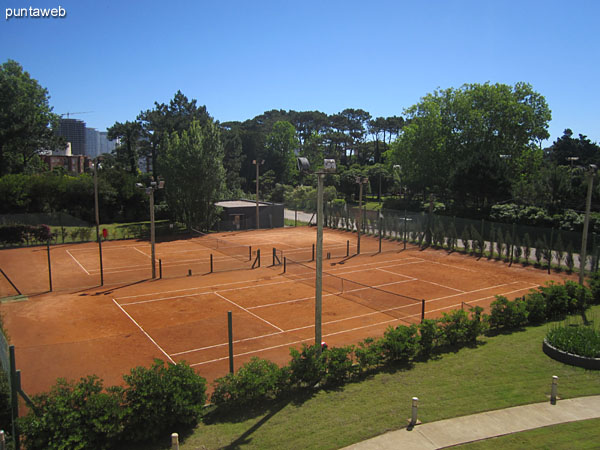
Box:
0;227;574;397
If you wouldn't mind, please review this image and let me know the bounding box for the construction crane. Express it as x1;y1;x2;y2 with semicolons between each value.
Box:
60;111;94;118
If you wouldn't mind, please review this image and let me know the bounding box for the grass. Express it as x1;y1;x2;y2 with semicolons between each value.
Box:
455;418;600;449
176;305;600;449
284;218;309;227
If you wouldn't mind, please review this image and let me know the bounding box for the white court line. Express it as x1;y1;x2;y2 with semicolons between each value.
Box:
214;292;284;332
66;249;90;275
424;285;540;316
112;299;175;364
427;281;538;304
190;316;402;367
421;279;465;293
133;247;150;258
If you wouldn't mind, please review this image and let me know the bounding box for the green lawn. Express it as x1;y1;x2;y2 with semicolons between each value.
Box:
178;306;600;449
455;418;600;449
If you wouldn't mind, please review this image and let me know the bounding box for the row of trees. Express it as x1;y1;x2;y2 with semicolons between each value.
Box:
2;58;600;231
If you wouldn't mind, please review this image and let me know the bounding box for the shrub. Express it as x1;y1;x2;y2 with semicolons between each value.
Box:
524;291;547;324
19;376;125;450
354;337;383;371
539;282;570;319
563;280;593;313
211;357;287;408
461;227;470;253
489;296;528;329
565;244;575;272
523;233;532;265
587;270;600;305
289;344;327;387
438;308;483;346
381;324;419;363
323;346;355;386
513;236;523;262
418;319;442;357
122;360;207;443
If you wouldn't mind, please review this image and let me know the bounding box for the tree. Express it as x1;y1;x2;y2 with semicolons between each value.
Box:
107;121;141;175
265;121;299;185
545;129;600;167
160;120;225;230
220;125;245;196
0;60;62;175
137;90;211;177
385;82;551;208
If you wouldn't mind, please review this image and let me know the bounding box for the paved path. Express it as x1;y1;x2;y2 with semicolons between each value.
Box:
342;395;600;449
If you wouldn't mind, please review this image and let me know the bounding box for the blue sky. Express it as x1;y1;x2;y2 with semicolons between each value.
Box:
2;0;599;145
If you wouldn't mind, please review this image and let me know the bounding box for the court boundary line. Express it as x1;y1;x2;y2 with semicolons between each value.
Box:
112;298;175;364
66;249;90;275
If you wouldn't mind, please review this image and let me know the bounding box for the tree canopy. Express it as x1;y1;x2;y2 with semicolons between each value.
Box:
0;60;61;175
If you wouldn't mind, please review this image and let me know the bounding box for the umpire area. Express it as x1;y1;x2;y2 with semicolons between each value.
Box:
0;227;574;396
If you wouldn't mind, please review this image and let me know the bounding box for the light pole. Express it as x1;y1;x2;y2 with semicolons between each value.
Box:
93;157;104;286
567;156;579;169
579;164;597;285
253;159;264;229
355;176;369;254
136;178;164;279
297;157;336;351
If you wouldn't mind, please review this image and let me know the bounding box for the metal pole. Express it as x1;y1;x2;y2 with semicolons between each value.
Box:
93;160;104;286
357;182;363;254
404;209;407;250
579;170;595;285
255;161;260;230
410;397;419;426
315;173;324;350
150;189;156;279
228;311;234;373
47;241;52;291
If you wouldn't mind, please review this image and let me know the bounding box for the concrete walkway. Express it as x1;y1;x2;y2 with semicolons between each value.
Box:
343;395;600;449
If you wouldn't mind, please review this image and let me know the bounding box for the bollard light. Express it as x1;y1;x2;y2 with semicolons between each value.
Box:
410;396;419;426
171;432;179;450
551;375;558;405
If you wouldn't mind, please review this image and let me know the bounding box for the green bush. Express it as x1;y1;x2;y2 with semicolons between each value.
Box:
381;324;418;363
211;357;288;408
539;282;571;319
489;296;528;329
418;319;442;356
322;346;356;386
588;270;600;305
354;337;383;371
122;360;206;443
564;280;593;312
524;291;547;324
289;344;327;387
438;308;484;346
19;376;125;450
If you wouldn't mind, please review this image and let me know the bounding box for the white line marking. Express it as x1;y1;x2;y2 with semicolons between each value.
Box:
214;292;284;332
112;299;175;364
66;249;90;275
133;247;150;258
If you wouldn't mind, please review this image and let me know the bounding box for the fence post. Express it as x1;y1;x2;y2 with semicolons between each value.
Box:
312;243;315;261
283;257;287;273
346;240;350;257
159;259;163;279
421;299;425;323
228;311;234;373
403;209;407;250
548;228;554;274
210;254;213;273
45;241;53;292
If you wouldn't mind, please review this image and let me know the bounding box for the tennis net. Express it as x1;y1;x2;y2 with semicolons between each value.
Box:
190;229;254;272
283;257;422;325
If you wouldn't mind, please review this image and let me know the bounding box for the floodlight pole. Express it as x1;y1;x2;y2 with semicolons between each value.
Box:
315;171;325;349
253;160;264;229
149;187;156;279
356;177;368;254
579;166;597;285
93;159;104;286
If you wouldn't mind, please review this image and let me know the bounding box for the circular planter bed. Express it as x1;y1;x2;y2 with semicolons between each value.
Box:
543;339;600;370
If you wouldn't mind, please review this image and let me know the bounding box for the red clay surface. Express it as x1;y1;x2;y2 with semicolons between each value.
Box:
0;227;575;399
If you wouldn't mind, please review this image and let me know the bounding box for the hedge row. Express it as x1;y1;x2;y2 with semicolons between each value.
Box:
18;360;206;450
211;277;599;410
0;224;52;245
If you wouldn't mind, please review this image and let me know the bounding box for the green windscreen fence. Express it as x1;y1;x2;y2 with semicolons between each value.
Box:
324;204;599;272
